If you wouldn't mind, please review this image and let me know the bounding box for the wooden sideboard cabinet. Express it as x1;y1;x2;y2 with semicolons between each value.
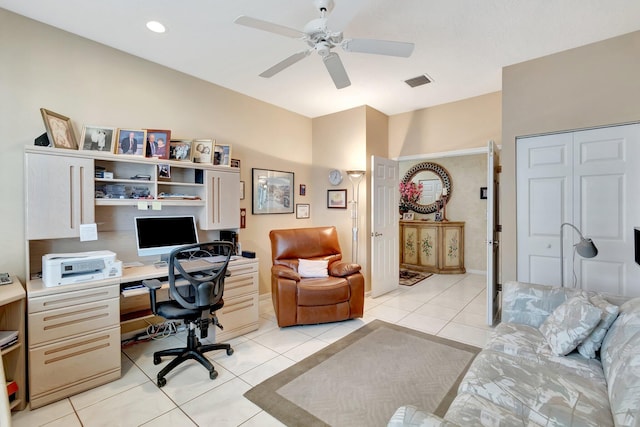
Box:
400;220;465;274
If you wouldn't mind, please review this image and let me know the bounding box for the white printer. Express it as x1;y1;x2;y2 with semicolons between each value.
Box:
42;250;122;287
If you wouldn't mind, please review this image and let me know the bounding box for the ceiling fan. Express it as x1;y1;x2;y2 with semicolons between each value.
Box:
235;0;415;89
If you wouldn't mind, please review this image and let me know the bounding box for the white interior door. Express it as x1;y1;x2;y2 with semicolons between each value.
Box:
517;124;640;296
486;140;500;325
371;155;399;298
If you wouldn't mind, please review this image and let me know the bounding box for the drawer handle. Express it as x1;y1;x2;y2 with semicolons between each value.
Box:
42;291;111;307
43;334;113;363
43;313;110;331
226;281;253;290
223;302;254;314
43;304;110;321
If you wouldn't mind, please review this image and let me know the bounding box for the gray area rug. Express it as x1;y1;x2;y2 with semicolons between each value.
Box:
244;320;480;427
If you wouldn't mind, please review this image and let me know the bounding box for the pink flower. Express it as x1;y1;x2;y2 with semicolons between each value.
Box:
399;181;423;203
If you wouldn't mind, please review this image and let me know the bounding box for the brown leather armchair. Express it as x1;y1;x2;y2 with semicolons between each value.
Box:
269;226;365;327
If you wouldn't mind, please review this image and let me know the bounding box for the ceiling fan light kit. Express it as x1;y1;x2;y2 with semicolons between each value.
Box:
235;0;414;89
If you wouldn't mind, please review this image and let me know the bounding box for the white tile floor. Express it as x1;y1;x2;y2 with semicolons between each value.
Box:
12;273;494;427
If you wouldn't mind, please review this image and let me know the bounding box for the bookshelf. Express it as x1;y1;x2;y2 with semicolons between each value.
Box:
0;278;26;411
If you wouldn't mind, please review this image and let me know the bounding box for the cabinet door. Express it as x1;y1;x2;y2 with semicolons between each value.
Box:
442;225;464;270
418;226;438;268
401;226;419;265
203;170;240;230
26;153;94;239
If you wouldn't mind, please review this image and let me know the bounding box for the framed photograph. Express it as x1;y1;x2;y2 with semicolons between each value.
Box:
327;189;347;209
116;129;147;156
402;212;415;220
158;164;171;179
240;181;245;200
80;125;115;152
480;186;488;199
145;129;171;159
231;158;241;168
214;143;232;166
169;139;192;161
296;203;310;219
300;184;306;196
40;108;78;150
252;168;294;214
191;139;214;164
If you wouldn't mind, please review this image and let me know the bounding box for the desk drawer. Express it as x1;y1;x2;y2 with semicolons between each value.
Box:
28;284;120;314
29;326;121;400
224;272;258;299
29;297;120;345
217;293;259;335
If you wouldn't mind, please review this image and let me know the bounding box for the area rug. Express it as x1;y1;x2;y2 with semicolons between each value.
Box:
244;320;480;427
399;269;432;286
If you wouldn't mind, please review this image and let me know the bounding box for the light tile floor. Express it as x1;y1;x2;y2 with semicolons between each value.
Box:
12;273;494;427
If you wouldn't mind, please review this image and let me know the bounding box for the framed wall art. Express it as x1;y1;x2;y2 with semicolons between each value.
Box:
252;168;294;214
296;203;310;219
327;189;347;209
40;108;78;150
116;129;146;156
145;129;171;159
80;125;115;152
191;139;213;164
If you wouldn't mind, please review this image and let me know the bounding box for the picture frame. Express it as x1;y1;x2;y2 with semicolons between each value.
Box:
116;129;147;156
231;158;241;168
80;125;115;152
169;139;192;161
402;212;415;220
158;164;171;179
145;129;171;159
327;189;347;209
214;143;232;166
191;139;214;164
252;168;294;214
240;181;245;200
40;108;78;150
296;203;310;219
300;184;306;196
480;186;488;199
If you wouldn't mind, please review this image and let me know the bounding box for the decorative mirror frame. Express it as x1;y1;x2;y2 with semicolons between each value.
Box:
401;162;452;214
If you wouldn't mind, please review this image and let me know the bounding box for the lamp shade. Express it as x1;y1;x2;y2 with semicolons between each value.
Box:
576;238;598;258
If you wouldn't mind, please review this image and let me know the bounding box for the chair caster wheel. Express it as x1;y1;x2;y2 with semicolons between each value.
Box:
209;370;218;380
153;355;161;365
157;377;166;387
226;348;234;356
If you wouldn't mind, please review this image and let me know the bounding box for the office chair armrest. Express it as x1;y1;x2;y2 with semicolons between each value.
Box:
329;262;361;277
142;279;163;315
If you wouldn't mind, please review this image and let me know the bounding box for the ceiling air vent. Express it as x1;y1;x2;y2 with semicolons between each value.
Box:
404;74;432;88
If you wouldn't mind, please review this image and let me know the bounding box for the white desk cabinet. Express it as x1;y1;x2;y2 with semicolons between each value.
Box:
27;279;121;409
25;152;94;240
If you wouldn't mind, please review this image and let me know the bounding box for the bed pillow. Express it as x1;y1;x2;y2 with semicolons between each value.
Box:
539;295;602;356
298;259;329;278
577;295;619;358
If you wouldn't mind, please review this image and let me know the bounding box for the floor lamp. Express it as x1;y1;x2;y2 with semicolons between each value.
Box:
560;222;598;287
347;170;365;264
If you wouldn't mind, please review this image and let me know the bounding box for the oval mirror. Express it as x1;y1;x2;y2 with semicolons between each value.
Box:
401;162;452;214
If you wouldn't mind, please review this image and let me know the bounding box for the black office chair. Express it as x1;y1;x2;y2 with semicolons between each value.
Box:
143;241;234;387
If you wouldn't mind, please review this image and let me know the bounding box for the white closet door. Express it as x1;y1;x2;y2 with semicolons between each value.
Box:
517;124;640;296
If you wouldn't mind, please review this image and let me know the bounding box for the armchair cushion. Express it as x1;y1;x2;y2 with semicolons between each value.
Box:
272;265;300;281
329;262;362;277
298;259;329;278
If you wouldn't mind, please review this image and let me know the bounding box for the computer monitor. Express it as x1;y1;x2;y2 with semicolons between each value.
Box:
134;215;199;261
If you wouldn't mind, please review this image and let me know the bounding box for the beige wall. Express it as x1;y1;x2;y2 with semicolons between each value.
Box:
0;9;312;294
389;92;502;158
501;30;640;282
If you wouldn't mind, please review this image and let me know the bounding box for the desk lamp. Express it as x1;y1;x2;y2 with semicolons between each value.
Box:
347;170;366;263
560;222;598;287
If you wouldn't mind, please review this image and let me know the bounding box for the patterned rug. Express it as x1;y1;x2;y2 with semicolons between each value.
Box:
400;269;432;286
244;320;480;427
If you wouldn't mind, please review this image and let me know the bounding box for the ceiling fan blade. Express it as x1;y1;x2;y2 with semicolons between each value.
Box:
234;15;304;39
342;38;415;57
259;50;311;78
323;52;351;89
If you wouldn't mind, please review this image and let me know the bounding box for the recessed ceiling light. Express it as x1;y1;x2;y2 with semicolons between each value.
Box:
146;21;166;33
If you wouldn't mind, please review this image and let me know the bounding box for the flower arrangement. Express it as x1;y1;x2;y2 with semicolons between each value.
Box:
399;181;423;204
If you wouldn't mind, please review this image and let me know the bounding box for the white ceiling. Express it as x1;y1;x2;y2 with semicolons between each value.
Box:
3;0;640;118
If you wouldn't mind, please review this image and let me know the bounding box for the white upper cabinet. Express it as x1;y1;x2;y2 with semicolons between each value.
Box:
203;169;240;230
